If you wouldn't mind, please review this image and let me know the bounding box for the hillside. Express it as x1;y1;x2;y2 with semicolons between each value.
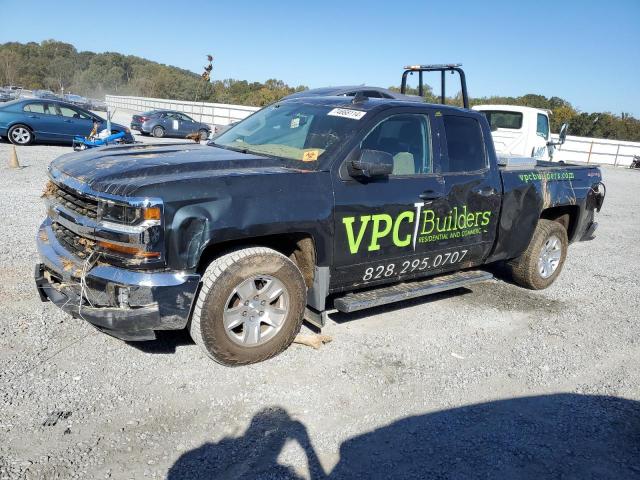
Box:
0;40;306;107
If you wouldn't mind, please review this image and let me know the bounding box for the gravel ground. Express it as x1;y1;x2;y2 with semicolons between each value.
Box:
0;114;639;479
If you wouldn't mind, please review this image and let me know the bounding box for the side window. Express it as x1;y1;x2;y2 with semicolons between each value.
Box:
178;113;194;122
59;106;90;119
442;115;487;173
360;114;432;175
536;113;549;140
23;103;46;114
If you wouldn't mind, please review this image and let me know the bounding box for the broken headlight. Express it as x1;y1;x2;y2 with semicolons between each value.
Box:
98;200;161;225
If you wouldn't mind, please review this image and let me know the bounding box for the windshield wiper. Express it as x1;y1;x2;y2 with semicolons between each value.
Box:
209;141;246;153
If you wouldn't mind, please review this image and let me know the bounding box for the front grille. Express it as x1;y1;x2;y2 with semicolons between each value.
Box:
52;222;96;259
49;182;99;220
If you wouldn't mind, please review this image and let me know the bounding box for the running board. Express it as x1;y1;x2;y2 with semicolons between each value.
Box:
334;270;493;313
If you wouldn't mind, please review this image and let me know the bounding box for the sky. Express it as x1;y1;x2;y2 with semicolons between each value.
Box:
0;0;639;115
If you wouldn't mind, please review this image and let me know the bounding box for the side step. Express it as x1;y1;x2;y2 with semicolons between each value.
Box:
334;270;493;314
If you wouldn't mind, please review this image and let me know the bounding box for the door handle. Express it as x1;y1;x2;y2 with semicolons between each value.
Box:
419;190;441;201
473;186;497;196
28;115;39;118
64;119;73;123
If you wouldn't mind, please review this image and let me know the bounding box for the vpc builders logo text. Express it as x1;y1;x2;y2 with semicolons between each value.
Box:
342;204;492;255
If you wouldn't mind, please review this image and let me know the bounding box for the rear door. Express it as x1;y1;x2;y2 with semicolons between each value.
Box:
436;111;501;263
163;112;182;136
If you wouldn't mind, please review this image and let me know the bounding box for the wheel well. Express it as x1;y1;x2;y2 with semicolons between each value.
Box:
540;205;579;241
197;233;317;288
9;123;35;140
10;123;33;132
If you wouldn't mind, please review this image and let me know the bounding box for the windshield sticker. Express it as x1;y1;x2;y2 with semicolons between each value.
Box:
328;108;366;120
302;150;320;162
290;117;300;129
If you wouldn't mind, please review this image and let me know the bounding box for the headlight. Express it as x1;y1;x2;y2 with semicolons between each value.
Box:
98;201;161;225
95;199;164;265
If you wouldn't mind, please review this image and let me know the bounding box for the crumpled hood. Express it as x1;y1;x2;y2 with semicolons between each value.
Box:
49;142;308;196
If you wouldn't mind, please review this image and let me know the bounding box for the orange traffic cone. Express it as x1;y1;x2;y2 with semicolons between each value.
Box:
8;145;20;168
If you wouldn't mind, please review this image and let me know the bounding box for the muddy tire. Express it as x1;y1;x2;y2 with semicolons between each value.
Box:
508;219;568;290
190;247;306;366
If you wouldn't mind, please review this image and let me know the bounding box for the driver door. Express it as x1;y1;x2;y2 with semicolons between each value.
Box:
56;105;95;141
331;109;449;290
177;113;197;135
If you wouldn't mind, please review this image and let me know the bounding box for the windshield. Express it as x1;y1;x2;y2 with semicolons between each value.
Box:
211;102;364;167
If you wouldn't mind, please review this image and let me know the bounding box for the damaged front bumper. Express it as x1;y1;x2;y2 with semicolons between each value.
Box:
35;218;200;341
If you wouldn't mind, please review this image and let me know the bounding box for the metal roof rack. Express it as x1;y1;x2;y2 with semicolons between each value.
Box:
400;64;468;109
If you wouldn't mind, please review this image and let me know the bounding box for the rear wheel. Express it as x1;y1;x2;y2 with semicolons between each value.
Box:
8;124;33;145
152;126;165;138
508;219;568;289
190;247;306;366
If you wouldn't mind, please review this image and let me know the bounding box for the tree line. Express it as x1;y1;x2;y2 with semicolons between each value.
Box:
0;40;307;107
1;40;638;142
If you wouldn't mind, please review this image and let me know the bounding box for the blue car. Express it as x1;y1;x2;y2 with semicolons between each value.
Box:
0;99;134;146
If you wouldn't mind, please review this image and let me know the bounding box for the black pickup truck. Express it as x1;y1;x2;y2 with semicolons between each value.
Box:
35;69;606;365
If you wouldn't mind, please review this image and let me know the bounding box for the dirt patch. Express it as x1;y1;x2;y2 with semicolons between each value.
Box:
461;280;566;315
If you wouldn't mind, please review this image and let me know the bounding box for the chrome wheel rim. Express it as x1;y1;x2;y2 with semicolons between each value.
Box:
538;234;562;279
223;275;289;347
153;127;163;137
11;127;30;144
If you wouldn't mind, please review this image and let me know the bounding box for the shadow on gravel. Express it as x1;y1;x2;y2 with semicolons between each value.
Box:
126;329;194;354
167;394;640;479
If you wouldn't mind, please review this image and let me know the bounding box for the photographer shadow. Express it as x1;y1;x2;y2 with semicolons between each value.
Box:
168;394;640;479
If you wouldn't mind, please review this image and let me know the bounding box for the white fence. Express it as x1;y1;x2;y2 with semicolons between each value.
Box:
106;95;640;167
105;95;259;128
550;134;639;167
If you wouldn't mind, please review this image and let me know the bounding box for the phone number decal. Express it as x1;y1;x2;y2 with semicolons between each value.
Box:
362;250;468;281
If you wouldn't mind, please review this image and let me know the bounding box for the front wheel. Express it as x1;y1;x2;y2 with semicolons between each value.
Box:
508;219;568;289
190;247;306;366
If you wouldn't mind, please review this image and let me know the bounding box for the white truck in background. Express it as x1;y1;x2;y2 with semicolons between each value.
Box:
473;104;567;161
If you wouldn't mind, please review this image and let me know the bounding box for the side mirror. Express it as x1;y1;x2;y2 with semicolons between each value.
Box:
558;123;568;144
548;123;569;147
348;149;393;178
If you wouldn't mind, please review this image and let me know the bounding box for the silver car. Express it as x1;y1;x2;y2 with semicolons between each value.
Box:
131;110;211;139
